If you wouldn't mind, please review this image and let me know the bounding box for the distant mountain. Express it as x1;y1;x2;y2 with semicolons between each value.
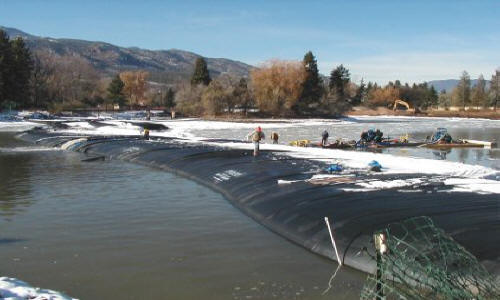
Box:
0;26;253;83
428;79;490;93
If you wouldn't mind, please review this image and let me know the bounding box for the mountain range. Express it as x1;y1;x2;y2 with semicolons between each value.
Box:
1;26;253;84
1;26;490;91
427;79;490;93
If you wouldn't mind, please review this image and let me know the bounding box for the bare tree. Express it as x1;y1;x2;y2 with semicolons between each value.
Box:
251;60;306;116
120;71;149;106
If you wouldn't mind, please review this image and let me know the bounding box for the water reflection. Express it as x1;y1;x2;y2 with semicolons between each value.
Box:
458;149;469;163
0;135;35;218
432;149;450;160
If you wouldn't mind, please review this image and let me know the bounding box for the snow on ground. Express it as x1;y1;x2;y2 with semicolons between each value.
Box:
0;121;41;132
0;146;62;153
1;116;499;194
0;277;76;300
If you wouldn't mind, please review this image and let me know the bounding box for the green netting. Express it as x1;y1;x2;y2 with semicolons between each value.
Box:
360;216;500;300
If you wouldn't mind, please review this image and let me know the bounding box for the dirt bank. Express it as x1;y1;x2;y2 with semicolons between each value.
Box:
349;107;500;120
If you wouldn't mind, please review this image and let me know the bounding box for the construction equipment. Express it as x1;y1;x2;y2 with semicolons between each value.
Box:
289;139;310;147
393;99;414;112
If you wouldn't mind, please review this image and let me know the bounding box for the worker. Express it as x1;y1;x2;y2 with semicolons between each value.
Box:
321;130;329;147
374;129;383;143
360;131;368;143
143;128;150;140
250;126;265;156
271;131;279;144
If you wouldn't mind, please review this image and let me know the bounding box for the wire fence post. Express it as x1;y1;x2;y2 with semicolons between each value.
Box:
374;233;387;300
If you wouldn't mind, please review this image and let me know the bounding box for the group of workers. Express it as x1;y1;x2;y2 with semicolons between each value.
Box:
360;129;384;143
249;127;385;156
248;127;280;156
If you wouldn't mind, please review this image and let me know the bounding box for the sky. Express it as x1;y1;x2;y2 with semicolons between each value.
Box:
1;0;499;84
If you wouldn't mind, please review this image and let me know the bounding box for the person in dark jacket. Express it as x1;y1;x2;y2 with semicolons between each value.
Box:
271;132;279;144
374;129;383;142
321;130;329;147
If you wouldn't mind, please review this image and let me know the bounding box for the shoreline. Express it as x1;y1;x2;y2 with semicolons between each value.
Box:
3;108;500;121
348;107;500;120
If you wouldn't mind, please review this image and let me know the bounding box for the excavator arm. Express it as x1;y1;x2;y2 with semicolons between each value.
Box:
393;99;410;111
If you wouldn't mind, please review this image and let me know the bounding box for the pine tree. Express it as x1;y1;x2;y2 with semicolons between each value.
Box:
10;37;34;107
471;74;487;109
428;85;438;109
164;87;175;109
191;57;211;86
233;77;252;115
352;78;366;105
329;64;350;101
490;70;500;110
107;75;126;106
297;51;322;114
0;30;13;107
455;71;471;109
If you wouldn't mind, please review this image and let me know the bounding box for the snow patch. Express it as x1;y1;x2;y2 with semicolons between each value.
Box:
0;147;62;153
0;277;76;300
213;170;244;182
355;178;425;190
444;178;500;194
0;121;41;132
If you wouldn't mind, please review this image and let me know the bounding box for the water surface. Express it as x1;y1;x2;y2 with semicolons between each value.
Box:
0;132;362;299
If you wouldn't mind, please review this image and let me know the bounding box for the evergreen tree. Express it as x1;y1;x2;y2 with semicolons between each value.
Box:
352;78;366;105
471;74;487;109
0;30;13;107
297;51;322;114
329;64;350;101
233;77;252;115
429;85;438;109
164;87;175;109
455;71;471;109
490;70;500;110
10;37;33;107
107;75;126;106
366;82;373;94
191;57;211;86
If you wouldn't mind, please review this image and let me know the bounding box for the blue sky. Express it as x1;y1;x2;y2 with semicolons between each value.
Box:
1;0;499;84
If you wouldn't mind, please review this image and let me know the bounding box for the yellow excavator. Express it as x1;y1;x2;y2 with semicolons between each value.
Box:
393;99;415;113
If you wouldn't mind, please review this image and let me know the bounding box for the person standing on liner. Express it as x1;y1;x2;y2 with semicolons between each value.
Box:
271;131;279;144
250;126;265;156
321;130;329;147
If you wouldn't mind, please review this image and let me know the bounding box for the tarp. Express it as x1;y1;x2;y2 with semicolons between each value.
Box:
18;129;500;275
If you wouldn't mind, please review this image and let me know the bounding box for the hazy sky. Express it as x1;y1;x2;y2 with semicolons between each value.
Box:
1;0;499;84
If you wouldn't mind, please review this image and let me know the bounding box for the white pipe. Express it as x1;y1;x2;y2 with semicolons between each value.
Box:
324;217;342;266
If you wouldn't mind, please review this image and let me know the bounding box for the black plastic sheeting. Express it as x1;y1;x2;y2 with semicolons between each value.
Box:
18;129;500;275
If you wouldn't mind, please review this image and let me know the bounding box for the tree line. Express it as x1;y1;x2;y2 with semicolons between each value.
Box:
361;70;500;111
437;71;499;110
177;53;356;117
1;29;498;115
0;29;176;112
